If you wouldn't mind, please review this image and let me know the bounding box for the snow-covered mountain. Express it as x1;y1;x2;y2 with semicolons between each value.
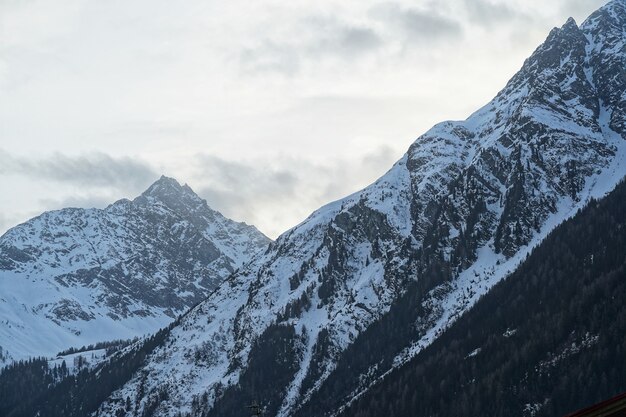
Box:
92;2;626;416
0;176;270;363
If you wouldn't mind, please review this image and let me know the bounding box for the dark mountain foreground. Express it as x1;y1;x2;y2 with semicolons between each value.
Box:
343;178;626;417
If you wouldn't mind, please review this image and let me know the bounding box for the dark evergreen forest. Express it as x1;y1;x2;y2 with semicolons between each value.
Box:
0;322;175;417
343;180;626;417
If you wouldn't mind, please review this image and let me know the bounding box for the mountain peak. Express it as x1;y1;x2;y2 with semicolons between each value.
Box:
143;175;185;196
0;174;271;363
135;175;208;214
141;175;199;200
563;16;578;30
551;15;582;39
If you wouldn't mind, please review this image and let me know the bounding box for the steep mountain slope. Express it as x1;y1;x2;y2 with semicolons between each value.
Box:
343;179;626;417
6;169;626;417
91;2;626;416
0;176;270;363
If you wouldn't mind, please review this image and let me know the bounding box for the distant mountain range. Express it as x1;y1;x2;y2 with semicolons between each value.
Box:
0;176;270;363
0;1;625;417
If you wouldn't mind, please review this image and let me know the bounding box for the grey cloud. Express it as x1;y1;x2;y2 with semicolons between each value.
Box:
191;147;399;237
305;18;383;57
240;41;301;76
39;194;120;210
239;18;382;75
361;145;396;172
371;4;463;43
240;2;466;77
193;155;304;234
195;155;299;197
559;0;606;18
0;146;400;239
0;213;12;235
317;145;398;202
337;26;382;53
193;154;301;226
0;150;158;190
463;0;531;28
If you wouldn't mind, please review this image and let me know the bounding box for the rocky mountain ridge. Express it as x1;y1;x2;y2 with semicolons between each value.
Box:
92;2;626;416
0;176;270;363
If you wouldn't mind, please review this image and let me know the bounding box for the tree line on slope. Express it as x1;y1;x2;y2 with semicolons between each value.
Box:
56;337;138;357
0;322;176;417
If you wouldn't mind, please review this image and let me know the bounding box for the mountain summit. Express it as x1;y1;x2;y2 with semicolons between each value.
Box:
0;177;270;363
138;176;202;208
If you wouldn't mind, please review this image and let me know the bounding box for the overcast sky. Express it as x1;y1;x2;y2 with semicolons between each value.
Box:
0;0;607;239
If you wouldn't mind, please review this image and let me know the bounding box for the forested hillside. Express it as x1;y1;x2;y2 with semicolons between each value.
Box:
344;179;626;417
0;322;176;417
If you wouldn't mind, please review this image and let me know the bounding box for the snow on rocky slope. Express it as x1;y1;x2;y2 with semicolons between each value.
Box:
0;176;270;363
95;2;626;416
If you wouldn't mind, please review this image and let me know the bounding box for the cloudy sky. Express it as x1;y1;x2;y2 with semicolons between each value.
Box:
0;0;607;238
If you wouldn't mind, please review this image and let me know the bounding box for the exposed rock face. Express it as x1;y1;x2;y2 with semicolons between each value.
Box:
0;176;270;362
94;2;626;417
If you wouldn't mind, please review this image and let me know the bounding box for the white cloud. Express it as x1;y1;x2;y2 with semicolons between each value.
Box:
191;147;399;237
0;150;157;189
370;3;463;43
0;0;611;238
463;0;532;27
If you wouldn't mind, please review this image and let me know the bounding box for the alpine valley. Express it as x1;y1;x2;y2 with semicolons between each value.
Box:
1;1;626;417
0;176;270;363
